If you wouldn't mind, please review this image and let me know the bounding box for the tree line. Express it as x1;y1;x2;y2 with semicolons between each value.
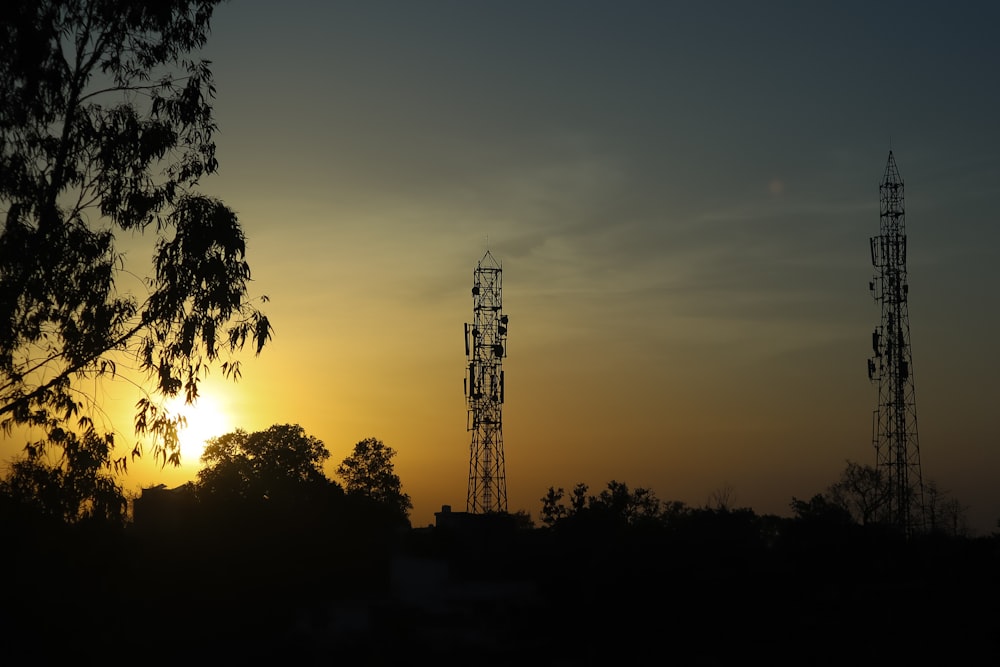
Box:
0;414;981;542
1;421;995;663
538;461;972;539
1;423;413;528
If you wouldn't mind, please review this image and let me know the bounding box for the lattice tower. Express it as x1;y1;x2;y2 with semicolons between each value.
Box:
867;150;925;535
464;250;508;513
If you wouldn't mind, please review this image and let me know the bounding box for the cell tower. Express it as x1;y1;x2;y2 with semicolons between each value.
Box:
463;250;508;514
867;150;925;535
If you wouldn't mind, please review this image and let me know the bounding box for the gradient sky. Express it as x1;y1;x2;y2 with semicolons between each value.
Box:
6;1;1000;533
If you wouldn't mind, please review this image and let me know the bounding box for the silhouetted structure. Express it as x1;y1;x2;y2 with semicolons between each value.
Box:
868;150;925;535
132;482;198;528
463;250;509;513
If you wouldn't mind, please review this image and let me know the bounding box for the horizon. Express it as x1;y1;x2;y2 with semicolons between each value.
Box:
3;1;999;536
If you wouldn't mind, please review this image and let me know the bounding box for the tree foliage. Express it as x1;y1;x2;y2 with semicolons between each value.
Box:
196;424;333;506
539;480;672;529
0;0;270;467
539;485;569;527
789;493;854;526
791;460;971;537
0;426;126;524
336;437;412;523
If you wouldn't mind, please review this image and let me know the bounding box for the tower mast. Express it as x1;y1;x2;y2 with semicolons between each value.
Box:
868;150;925;535
464;250;509;513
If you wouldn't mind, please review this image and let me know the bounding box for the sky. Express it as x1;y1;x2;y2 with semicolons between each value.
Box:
5;1;1000;533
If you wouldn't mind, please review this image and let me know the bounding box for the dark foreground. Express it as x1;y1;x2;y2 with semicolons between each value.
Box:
2;511;998;666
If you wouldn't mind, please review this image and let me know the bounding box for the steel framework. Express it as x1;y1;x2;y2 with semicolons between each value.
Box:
868;150;925;535
464;250;508;513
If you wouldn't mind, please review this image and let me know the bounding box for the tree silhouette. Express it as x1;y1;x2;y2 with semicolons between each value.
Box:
0;426;126;524
539;486;569;527
707;482;738;511
336;437;412;524
197;423;334;508
922;479;969;537
790;493;854;526
590;480;662;525
0;0;270;468
827;459;886;526
538;480;667;529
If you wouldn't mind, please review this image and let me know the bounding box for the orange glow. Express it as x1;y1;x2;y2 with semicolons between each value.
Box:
164;391;234;467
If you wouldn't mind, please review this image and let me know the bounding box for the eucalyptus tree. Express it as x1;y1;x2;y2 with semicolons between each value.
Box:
0;0;270;467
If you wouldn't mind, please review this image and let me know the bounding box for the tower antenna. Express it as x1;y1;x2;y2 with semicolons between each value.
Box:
464;249;508;513
868;149;925;536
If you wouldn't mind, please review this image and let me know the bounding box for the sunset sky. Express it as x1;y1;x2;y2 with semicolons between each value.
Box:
5;1;1000;533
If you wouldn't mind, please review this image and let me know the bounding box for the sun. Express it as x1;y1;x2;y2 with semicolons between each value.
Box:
165;392;233;466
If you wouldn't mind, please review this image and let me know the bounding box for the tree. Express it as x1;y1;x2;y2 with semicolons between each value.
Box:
197;423;334;507
0;426;127;524
589;480;662;526
660;499;693;526
0;0;270;468
538;480;665;529
827;460;886;526
707;482;737;511
510;508;534;529
539;486;568;527
923;480;969;537
569;482;588;513
336;437;412;523
789;494;854;526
